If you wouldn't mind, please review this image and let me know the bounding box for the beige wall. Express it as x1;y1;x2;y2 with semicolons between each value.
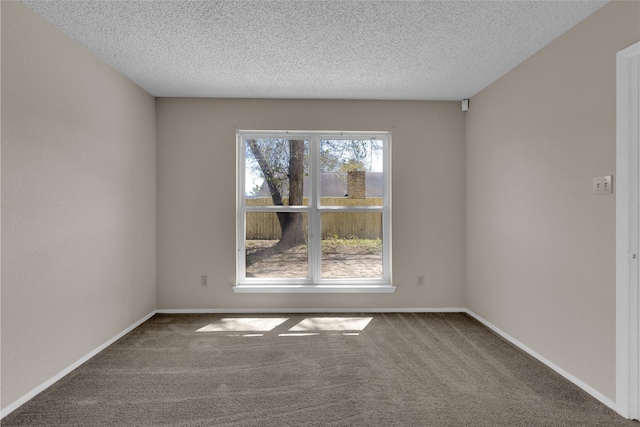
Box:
157;98;466;310
1;2;157;410
466;0;640;401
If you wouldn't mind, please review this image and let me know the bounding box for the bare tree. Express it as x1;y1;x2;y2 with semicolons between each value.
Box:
247;139;305;249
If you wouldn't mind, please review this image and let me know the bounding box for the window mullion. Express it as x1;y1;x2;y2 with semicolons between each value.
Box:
243;205;309;213
317;206;384;213
309;135;321;283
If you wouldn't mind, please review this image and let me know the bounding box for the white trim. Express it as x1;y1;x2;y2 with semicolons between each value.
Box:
232;284;396;293
156;307;466;314
236;130;392;288
310;136;320;283
616;40;640;421
465;310;618;412
236;130;391;138
0;311;156;420
236;132;247;282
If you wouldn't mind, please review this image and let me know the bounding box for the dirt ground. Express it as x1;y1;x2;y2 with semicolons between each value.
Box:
245;239;383;279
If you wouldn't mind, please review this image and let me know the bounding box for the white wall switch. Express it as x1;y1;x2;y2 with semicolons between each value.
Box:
593;175;613;195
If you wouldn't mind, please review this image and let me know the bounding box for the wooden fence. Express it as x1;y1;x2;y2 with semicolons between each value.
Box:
246;197;383;240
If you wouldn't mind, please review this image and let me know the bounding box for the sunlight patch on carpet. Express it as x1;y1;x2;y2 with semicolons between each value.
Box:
278;333;320;337
196;318;288;332
290;317;372;331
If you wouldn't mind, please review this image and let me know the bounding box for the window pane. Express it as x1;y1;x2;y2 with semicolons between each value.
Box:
245;212;308;279
320;212;383;279
320;139;383;206
245;139;309;206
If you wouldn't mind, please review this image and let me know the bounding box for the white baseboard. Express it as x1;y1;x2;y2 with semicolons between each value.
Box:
0;311;157;420
156;307;467;314
464;309;618;413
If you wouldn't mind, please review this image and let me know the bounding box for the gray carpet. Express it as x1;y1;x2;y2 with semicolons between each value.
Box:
2;313;636;426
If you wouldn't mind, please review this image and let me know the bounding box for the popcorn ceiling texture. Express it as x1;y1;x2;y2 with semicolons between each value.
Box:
22;0;607;100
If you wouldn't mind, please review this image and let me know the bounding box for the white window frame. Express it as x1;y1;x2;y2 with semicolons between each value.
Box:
234;130;394;293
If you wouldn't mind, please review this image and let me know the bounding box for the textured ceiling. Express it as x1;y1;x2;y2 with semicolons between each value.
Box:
22;0;608;100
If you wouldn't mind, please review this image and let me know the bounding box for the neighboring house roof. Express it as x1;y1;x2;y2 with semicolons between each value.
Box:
253;172;383;198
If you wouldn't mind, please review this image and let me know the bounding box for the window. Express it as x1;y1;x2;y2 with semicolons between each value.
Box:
235;131;393;293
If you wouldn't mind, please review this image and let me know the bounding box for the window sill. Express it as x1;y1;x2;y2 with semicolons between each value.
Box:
232;284;396;294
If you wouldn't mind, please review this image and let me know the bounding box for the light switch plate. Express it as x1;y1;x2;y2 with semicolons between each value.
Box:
593;175;613;195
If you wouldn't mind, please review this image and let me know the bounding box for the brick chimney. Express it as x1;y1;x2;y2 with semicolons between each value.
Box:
347;171;366;199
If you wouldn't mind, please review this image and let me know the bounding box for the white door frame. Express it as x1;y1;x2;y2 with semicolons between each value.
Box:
616;40;640;420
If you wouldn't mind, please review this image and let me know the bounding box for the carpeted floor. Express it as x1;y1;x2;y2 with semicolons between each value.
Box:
2;312;637;426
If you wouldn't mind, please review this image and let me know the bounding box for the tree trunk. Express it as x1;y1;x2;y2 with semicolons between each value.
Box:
277;140;305;249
